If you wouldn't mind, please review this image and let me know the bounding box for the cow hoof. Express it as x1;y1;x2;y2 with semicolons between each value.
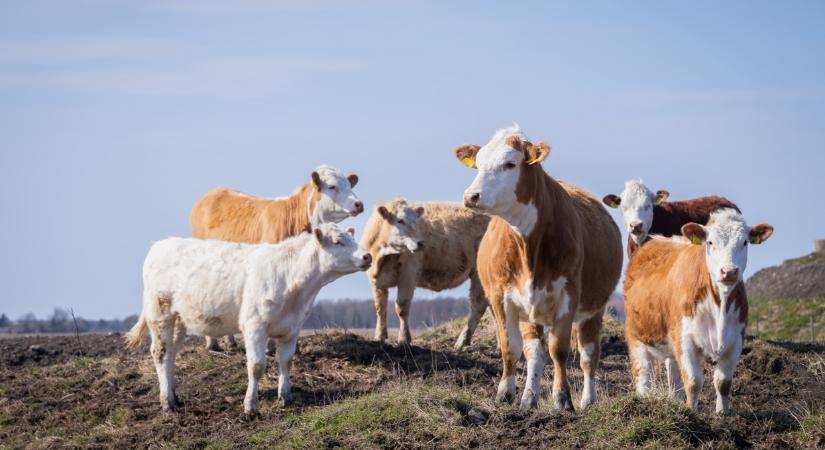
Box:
495;391;515;404
243;408;259;418
279;393;294;407
519;397;538;411
553;392;575;412
453;334;470;351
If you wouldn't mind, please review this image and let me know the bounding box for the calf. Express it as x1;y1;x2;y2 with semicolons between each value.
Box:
603;179;738;258
455;125;623;410
624;209;773;414
361;198;491;350
125;223;372;415
191;165;363;350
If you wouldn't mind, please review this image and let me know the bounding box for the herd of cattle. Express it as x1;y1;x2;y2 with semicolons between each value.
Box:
126;125;774;417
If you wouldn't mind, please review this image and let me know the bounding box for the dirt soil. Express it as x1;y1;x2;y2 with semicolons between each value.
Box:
1;319;824;449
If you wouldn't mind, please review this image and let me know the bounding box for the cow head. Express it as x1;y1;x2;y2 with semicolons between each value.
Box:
603;179;669;245
310;165;364;224
681;208;774;299
376;199;425;254
313;223;372;273
455;125;549;235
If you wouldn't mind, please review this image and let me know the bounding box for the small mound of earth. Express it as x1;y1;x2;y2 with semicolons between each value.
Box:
746;252;825;299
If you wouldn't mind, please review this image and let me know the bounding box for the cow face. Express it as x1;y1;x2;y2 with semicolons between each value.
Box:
603;179;669;245
455;126;549;233
314;223;372;273
377;200;425;253
682;208;773;299
311;165;364;224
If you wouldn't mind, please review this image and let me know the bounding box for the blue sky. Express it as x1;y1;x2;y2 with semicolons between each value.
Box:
1;0;823;319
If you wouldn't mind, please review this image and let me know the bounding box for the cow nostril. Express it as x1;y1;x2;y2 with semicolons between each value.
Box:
354;201;363;211
363;254;372;262
417;241;425;248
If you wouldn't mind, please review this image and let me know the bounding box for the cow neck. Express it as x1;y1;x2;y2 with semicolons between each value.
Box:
515;165;571;285
270;183;320;238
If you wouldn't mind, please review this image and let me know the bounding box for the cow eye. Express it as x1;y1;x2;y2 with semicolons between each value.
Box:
743;241;748;247
328;186;337;191
397;219;405;225
504;162;516;169
707;241;713;247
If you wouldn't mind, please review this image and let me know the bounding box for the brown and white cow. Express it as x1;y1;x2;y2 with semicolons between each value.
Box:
624;208;773;414
602;179;739;258
455;125;623;411
191;165;363;350
360;198;491;350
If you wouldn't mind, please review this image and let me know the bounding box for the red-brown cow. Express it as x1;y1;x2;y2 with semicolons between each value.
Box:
455;125;623;411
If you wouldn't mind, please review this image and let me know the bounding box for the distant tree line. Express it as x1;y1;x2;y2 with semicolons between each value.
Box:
0;297;470;334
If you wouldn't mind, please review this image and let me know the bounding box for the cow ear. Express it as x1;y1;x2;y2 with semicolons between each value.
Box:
654;190;670;205
415;206;425;217
313;227;324;243
347;227;356;237
311;171;323;188
681;223;706;245
455;144;480;169
603;194;621;209
347;174;359;188
749;224;774;244
377;206;395;223
524;141;550;166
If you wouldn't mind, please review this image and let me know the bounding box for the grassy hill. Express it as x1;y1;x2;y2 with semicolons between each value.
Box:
2;315;824;449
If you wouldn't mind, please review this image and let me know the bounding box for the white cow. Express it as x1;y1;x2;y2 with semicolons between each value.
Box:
126;223;372;415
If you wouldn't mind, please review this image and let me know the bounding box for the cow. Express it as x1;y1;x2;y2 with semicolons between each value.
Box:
125;222;372;415
455;125;623;411
602;179;739;258
623;208;773;414
190;165;363;350
360;198;491;350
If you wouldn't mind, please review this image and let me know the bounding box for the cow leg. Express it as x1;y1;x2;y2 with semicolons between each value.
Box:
628;338;655;396
665;357;684;400
548;324;574;412
149;318;177;412
205;336;221;352
576;314;602;409
490;295;521;403
454;272;488;351
226;334;238;350
395;282;415;346
519;322;544;410
275;333;299;407
675;334;704;411
242;326;268;415
714;334;743;415
372;285;389;342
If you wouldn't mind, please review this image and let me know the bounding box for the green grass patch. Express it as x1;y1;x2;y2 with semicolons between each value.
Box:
74;356;96;368
248;384;485;449
749;296;825;341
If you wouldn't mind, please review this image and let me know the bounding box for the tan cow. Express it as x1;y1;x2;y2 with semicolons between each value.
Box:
455;125;623;411
624;208;773;414
361;198;491;350
191;165;363;350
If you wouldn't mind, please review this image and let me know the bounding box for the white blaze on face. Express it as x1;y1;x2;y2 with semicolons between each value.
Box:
315;223;371;273
463;125;537;235
313;165;362;223
619;179;655;244
701;209;750;298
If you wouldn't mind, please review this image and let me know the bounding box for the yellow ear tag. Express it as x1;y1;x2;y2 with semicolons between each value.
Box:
610;201;619;208
691;236;702;245
460;157;475;168
750;235;760;244
527;158;541;166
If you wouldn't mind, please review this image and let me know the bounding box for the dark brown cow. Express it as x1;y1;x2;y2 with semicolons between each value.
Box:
602;179;738;257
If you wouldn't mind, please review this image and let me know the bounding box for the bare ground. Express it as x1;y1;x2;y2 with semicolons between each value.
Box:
1;317;824;449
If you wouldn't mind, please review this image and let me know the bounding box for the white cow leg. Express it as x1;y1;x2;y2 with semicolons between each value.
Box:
519;337;544;410
372;286;389;342
576;315;602;409
205;336;221;351
665;357;684;400
395;283;415;345
275;333;299;406
150;320;177;412
243;327;268;415
630;342;654;397
714;336;742;415
677;339;704;411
